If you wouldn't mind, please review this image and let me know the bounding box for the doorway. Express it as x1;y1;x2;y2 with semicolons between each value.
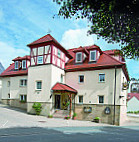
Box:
55;95;61;109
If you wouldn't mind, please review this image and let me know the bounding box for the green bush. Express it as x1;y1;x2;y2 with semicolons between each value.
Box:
94;117;100;120
73;113;77;117
48;114;53;118
32;102;42;115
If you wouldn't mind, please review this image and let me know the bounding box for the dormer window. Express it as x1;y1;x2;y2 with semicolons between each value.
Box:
22;60;26;69
90;50;96;61
76;52;82;63
15;61;18;70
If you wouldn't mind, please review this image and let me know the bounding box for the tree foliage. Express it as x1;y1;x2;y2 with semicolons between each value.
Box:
54;0;139;59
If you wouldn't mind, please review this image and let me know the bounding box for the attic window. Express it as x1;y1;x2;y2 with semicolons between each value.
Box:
22;60;26;69
76;52;82;63
37;56;43;64
90;50;96;61
15;61;18;69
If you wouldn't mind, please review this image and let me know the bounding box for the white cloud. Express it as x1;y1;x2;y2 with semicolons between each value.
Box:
0;41;28;69
61;28;97;49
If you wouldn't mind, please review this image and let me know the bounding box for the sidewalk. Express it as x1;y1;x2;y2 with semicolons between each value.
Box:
0;104;110;129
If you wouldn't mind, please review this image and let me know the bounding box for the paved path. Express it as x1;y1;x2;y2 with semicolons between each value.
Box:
0;104;110;129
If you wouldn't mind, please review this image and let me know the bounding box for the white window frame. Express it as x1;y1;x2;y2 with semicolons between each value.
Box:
37;56;43;64
79;95;83;104
15;61;18;69
36;81;42;90
99;73;105;82
22;60;26;69
76;52;82;63
20;79;27;87
58;49;61;58
79;75;84;83
20;95;27;102
98;96;104;104
90;50;96;61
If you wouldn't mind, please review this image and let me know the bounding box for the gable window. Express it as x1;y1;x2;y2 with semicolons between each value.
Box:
15;61;18;69
22;60;26;69
79;96;83;104
79;75;84;83
90;50;96;61
20;95;27;102
20;79;27;86
76;52;82;63
58;49;61;58
99;74;105;82
98;96;104;104
37;56;43;64
36;81;42;90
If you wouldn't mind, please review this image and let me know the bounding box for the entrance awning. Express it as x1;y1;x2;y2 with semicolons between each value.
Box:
51;82;77;94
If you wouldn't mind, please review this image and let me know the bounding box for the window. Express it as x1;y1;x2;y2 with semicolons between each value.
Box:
15;61;18;69
7;81;10;87
79;75;84;83
20;95;27;102
79;96;83;104
90;50;96;61
76;52;82;63
8;93;10;99
20;79;27;86
99;74;105;82
37;56;43;64
22;60;26;69
98;96;104;104
58;49;61;58
61;74;64;83
36;81;42;90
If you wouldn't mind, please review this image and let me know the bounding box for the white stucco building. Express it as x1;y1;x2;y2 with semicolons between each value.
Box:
0;34;129;125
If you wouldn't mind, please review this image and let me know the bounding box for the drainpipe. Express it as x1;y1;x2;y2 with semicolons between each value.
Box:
113;66;117;125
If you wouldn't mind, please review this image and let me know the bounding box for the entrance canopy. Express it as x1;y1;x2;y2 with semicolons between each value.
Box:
51;82;77;94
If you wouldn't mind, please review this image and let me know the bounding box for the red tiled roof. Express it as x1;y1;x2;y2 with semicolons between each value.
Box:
66;50;124;71
0;63;28;77
127;93;139;101
51;82;77;94
12;55;30;61
104;49;120;55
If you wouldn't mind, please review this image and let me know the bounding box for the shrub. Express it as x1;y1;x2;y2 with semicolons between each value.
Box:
94;117;100;120
73;113;77;118
32;102;42;115
48;114;53;118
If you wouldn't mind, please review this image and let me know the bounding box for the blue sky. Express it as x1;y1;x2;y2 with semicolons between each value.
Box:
0;0;138;79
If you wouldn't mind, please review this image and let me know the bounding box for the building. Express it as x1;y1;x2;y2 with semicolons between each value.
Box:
127;93;139;112
0;34;129;125
129;78;139;93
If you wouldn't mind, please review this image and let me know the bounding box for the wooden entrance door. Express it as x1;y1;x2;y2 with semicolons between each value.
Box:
55;95;61;109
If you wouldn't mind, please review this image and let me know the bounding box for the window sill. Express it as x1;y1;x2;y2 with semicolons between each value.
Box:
35;89;42;91
98;81;105;83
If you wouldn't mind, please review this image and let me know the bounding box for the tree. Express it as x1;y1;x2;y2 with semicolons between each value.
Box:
54;0;139;59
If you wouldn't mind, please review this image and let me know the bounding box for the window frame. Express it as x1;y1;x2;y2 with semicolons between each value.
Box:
89;50;96;61
20;95;27;102
36;81;42;90
99;73;105;82
78;95;83;104
58;49;61;58
20;79;27;87
7;81;10;87
22;60;26;69
98;95;104;104
78;75;84;83
15;61;19;69
37;56;43;64
76;52;82;63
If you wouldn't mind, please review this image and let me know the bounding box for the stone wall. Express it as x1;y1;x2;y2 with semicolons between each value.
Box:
1;99;27;110
75;104;121;125
27;102;54;116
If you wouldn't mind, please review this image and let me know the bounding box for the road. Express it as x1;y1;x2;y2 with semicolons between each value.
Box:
0;104;139;142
